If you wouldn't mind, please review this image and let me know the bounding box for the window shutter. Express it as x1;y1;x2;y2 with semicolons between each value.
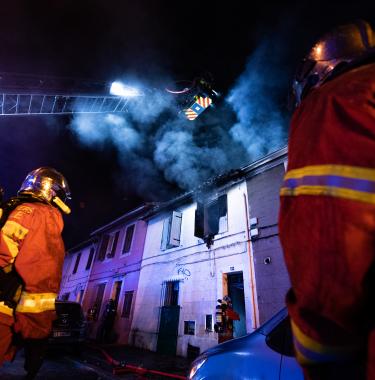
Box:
168;211;182;247
194;202;204;238
98;235;109;261
206;200;220;236
161;217;171;250
218;194;228;233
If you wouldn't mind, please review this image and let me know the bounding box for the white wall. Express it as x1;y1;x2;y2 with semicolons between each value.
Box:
131;180;258;356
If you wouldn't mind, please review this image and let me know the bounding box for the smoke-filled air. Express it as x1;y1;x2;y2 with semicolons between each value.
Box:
69;34;291;200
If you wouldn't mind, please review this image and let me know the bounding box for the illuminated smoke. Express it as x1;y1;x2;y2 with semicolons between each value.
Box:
226;37;289;160
70;33;292;198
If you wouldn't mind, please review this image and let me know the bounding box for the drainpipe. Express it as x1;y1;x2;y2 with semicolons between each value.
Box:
243;193;259;329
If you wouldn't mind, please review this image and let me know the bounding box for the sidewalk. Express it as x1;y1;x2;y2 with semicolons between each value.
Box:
81;342;193;379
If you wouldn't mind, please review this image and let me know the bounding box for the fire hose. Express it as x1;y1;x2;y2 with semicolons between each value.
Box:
87;343;187;379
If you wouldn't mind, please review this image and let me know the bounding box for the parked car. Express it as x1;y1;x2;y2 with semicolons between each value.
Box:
188;308;304;380
49;301;87;348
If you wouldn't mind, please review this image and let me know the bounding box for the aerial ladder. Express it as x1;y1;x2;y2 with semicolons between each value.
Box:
0;72;134;116
0;72;218;119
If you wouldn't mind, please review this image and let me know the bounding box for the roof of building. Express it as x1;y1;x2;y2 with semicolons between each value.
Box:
143;145;288;219
86;145;288;234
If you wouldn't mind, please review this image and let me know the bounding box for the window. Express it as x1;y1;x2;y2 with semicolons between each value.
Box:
94;283;106;319
184;321;195;335
194;194;228;244
161;211;182;250
97;235;109;261
265;316;295;357
76;289;84;304
72;252;81;274
163;280;179;306
123;224;135;254
205;314;213;332
97;232;120;261
86;247;95;270
121;291;134;318
111;280;122;309
107;231;120;258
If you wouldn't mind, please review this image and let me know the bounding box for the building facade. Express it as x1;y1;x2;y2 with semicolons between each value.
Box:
59;147;291;356
130;147;290;357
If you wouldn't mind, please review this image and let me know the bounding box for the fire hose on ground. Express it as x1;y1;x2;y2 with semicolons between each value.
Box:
87;343;187;379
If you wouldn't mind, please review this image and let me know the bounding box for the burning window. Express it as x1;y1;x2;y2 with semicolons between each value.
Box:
161;211;182;250
194;194;228;246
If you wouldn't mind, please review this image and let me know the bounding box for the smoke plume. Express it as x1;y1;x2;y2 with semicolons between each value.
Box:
69;33;291;199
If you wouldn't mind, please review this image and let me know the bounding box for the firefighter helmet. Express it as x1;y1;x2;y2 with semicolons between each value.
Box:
292;19;375;107
18;167;71;214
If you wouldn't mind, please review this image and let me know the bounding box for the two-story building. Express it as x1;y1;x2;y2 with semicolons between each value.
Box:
61;203;154;344
130;146;290;357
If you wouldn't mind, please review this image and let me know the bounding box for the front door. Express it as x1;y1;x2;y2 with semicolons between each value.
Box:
157;305;180;355
157;280;180;355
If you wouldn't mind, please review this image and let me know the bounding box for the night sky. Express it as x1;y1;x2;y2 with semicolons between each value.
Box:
0;1;374;247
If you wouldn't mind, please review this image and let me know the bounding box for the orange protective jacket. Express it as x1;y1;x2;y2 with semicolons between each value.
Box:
0;201;65;339
279;62;375;373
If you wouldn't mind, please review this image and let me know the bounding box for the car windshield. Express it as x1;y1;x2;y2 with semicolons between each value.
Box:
55;302;83;319
258;307;288;336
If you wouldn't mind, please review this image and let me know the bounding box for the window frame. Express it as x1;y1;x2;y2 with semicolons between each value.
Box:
122;224;135;255
121;290;134;318
85;247;95;270
184;320;196;335
72;252;81;274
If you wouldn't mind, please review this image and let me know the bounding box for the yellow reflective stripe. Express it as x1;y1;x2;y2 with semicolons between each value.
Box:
280;185;375;205
284;165;375;181
291;320;359;362
0;301;13;317
1;220;29;260
16;292;57;313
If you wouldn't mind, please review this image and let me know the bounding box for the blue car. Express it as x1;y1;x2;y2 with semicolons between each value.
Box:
188;308;304;380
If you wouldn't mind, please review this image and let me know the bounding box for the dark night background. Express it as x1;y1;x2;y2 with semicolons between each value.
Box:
0;1;374;247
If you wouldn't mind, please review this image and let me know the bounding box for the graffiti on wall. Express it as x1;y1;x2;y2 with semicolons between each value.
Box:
177;266;191;281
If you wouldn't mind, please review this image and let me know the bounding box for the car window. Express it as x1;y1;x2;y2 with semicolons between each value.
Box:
265;316;295;357
55;303;84;319
258;307;288;336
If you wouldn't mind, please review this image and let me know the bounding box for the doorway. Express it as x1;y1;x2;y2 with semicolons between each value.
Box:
226;272;247;337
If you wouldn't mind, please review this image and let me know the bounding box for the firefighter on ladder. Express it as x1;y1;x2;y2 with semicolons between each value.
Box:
0;167;71;379
279;20;375;379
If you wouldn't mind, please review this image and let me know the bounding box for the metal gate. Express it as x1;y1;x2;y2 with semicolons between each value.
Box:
157;305;180;355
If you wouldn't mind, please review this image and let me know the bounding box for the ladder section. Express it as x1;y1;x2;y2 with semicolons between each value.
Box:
0;94;130;115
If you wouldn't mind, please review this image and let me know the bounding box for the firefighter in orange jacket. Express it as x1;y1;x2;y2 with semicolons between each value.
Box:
279;20;375;379
0;167;71;379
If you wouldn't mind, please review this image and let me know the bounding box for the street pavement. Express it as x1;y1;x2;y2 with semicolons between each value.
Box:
0;343;193;379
